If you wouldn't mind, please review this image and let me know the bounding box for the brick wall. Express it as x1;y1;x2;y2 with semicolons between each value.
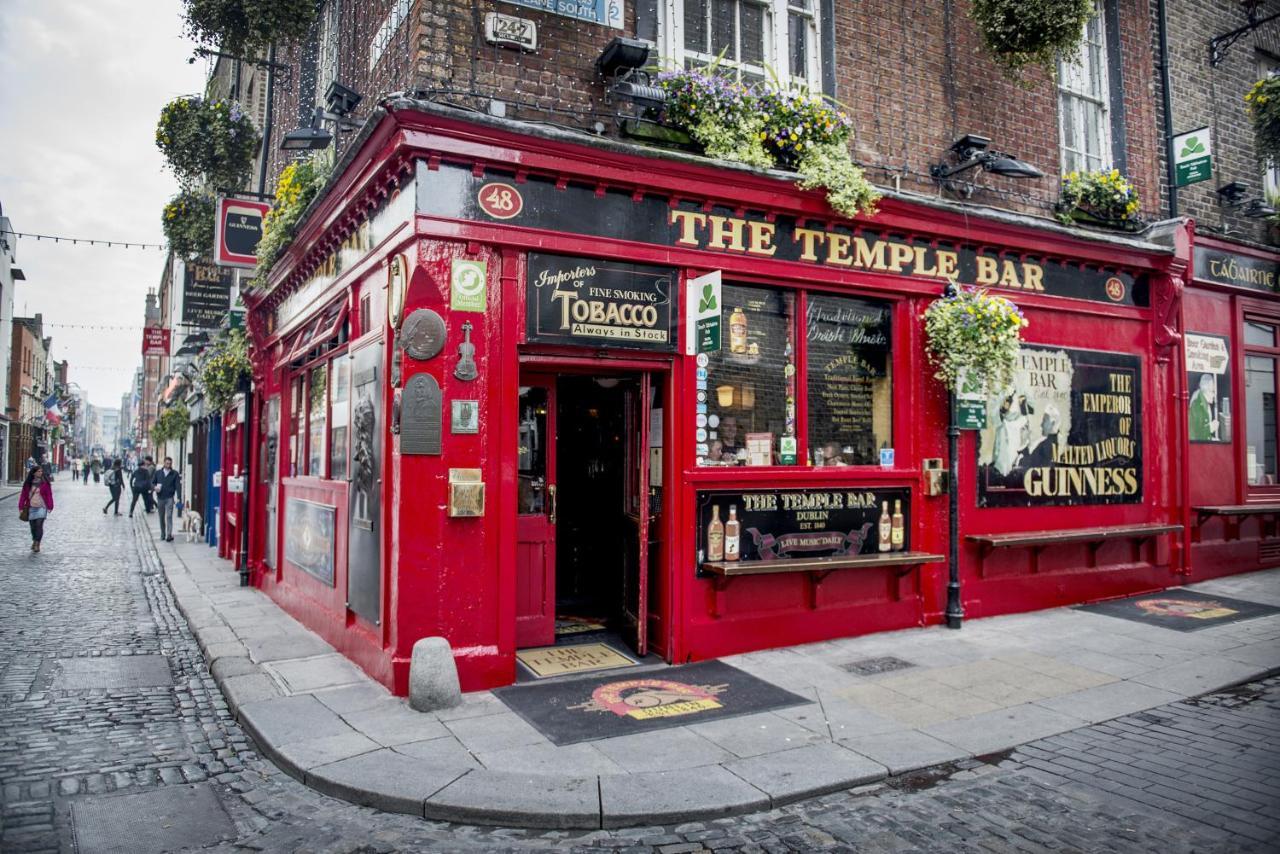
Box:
1158;0;1280;246
261;1;1162;225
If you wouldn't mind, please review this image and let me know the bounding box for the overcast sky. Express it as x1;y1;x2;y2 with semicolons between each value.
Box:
0;0;207;410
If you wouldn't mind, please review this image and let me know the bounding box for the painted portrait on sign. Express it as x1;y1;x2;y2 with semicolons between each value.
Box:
978;346;1142;507
1185;333;1231;444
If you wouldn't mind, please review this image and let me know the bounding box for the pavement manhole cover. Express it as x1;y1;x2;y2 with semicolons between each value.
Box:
51;655;173;691
841;656;915;676
71;784;235;854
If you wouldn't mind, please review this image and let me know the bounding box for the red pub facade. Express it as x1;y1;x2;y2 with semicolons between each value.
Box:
242;101;1204;695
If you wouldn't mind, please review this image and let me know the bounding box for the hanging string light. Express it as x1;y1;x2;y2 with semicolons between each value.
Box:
0;228;166;250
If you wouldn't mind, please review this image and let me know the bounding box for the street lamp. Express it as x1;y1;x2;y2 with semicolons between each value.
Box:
281;82;364;151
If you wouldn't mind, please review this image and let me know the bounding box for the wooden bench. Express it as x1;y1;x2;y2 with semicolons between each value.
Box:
1193;504;1280;542
699;552;945;616
967;523;1182;571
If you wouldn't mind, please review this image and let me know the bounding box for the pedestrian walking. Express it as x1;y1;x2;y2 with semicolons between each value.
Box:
103;458;124;516
128;460;153;517
71;457;80;481
141;456;156;513
153;456;180;542
91;457;101;484
18;464;54;553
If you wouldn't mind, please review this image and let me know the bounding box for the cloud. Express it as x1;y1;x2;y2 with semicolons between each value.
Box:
0;0;207;410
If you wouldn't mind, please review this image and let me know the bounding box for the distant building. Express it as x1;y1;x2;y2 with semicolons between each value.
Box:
7;314;48;479
0;200;20;478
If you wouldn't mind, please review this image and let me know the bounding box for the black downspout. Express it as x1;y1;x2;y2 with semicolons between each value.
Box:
258;43;276;196
1157;0;1177;218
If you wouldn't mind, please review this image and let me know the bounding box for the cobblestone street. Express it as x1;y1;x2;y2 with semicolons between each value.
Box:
1;485;1277;853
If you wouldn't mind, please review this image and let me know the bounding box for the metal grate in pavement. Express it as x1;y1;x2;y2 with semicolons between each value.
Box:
841;656;916;676
71;784;235;854
50;655;173;691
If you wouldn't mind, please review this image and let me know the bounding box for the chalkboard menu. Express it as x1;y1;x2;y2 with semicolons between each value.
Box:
805;295;892;465
977;346;1142;507
696;487;910;569
525;253;676;351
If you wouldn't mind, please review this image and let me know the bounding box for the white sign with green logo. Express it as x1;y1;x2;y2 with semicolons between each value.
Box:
686;271;722;355
450;259;487;312
955;368;987;430
1173;126;1212;188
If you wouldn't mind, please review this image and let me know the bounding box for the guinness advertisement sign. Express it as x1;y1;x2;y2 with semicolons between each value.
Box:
526;253;676;351
419;162;1148;307
1193;245;1280;292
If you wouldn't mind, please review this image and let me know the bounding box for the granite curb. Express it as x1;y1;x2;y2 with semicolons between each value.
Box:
134;515;1280;829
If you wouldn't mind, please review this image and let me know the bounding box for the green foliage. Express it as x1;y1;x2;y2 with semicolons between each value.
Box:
156;97;259;189
1246;76;1280;166
654;68;879;219
1056;168;1141;227
249;151;333;288
969;0;1095;78
923;287;1028;390
180;0;318;57
200;328;251;411
162;190;216;259
152;402;190;446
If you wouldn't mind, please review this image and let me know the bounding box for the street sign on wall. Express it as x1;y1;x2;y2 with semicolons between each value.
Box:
142;327;171;356
214;196;271;268
1172;127;1212;187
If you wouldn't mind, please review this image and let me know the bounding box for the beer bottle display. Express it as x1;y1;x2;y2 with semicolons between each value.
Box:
729;306;748;354
878;500;892;552
724;504;741;561
707;505;725;561
891;499;904;551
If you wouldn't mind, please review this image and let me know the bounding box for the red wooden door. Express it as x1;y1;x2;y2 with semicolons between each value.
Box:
515;376;557;648
622;374;651;656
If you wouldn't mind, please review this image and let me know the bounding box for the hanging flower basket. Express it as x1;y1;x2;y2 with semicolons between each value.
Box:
201;329;251;412
180;0;318;56
969;0;1095;78
1055;169;1142;231
162;190;216;259
156;97;259;189
922;286;1027;391
653;69;879;218
1246;76;1280;166
152;402;190;446
249;150;333;287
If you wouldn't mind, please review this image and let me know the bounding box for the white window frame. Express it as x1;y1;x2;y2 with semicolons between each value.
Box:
1261;57;1280;198
1057;2;1111;174
658;0;821;90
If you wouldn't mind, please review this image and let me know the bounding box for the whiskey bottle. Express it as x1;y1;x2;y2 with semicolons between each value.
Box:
707;505;725;562
729;307;748;354
891;499;904;551
724;504;741;561
878;500;892;552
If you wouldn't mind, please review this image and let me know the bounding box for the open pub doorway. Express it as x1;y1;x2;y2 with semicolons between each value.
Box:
515;371;663;679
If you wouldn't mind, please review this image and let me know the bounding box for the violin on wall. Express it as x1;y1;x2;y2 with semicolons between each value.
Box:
455;321;478;382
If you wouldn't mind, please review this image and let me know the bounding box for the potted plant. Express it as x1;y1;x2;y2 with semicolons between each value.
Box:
156;97;259;189
162;190;216;259
250;150;333;287
152;401;191;447
200;329;251;411
923;285;1027;391
969;0;1095;78
179;0;318;56
1056;169;1142;230
1246;76;1280;167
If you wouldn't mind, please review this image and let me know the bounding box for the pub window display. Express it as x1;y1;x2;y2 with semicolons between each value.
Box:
330;359;351;480
308;365;328;476
699;285;796;466
806;294;892;466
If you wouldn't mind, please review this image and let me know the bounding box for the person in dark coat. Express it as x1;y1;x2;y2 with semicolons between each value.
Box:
153;457;181;542
103;458;125;516
129;461;153;517
18;465;54;553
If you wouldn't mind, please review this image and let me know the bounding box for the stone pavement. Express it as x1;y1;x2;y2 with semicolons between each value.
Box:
139;505;1280;830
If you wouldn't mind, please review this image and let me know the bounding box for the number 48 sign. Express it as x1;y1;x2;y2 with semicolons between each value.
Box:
477;182;523;220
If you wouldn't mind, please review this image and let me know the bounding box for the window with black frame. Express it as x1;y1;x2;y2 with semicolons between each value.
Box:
806;294;892;466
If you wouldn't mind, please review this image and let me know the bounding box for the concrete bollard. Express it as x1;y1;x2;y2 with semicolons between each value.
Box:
408;636;462;712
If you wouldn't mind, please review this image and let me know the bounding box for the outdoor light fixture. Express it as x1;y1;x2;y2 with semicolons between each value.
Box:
596;37;666;110
282;84;365;151
930;134;1044;194
324;81;362;117
1217;181;1249;208
281;110;333;151
1244;197;1277;218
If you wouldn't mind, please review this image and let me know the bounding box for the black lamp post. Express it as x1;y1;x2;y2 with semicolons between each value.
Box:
943;281;964;630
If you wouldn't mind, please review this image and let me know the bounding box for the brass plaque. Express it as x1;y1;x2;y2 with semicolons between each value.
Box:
448;468;484;517
402;308;446;361
515;643;636;678
401;373;442;455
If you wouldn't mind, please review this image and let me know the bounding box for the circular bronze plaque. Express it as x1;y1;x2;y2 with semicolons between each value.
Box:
401;309;447;361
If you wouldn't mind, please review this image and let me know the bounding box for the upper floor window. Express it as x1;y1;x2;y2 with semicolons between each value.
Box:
1057;4;1110;174
662;0;821;89
1260;57;1280;198
315;0;340;107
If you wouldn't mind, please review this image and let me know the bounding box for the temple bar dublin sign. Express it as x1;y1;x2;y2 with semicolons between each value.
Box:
525;253;677;351
419;162;1149;307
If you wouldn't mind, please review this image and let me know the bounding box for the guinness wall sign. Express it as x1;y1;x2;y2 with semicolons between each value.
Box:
525;253;677;351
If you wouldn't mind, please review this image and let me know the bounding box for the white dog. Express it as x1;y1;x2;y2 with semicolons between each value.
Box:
182;510;203;543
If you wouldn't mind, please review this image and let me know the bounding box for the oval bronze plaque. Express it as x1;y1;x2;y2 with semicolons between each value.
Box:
402;309;446;361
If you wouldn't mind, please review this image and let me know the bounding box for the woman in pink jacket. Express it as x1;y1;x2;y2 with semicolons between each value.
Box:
18;464;54;553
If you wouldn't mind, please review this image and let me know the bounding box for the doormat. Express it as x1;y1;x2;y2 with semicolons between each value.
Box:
494;660;810;745
516;643;636;678
555;617;608;637
1074;588;1280;632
